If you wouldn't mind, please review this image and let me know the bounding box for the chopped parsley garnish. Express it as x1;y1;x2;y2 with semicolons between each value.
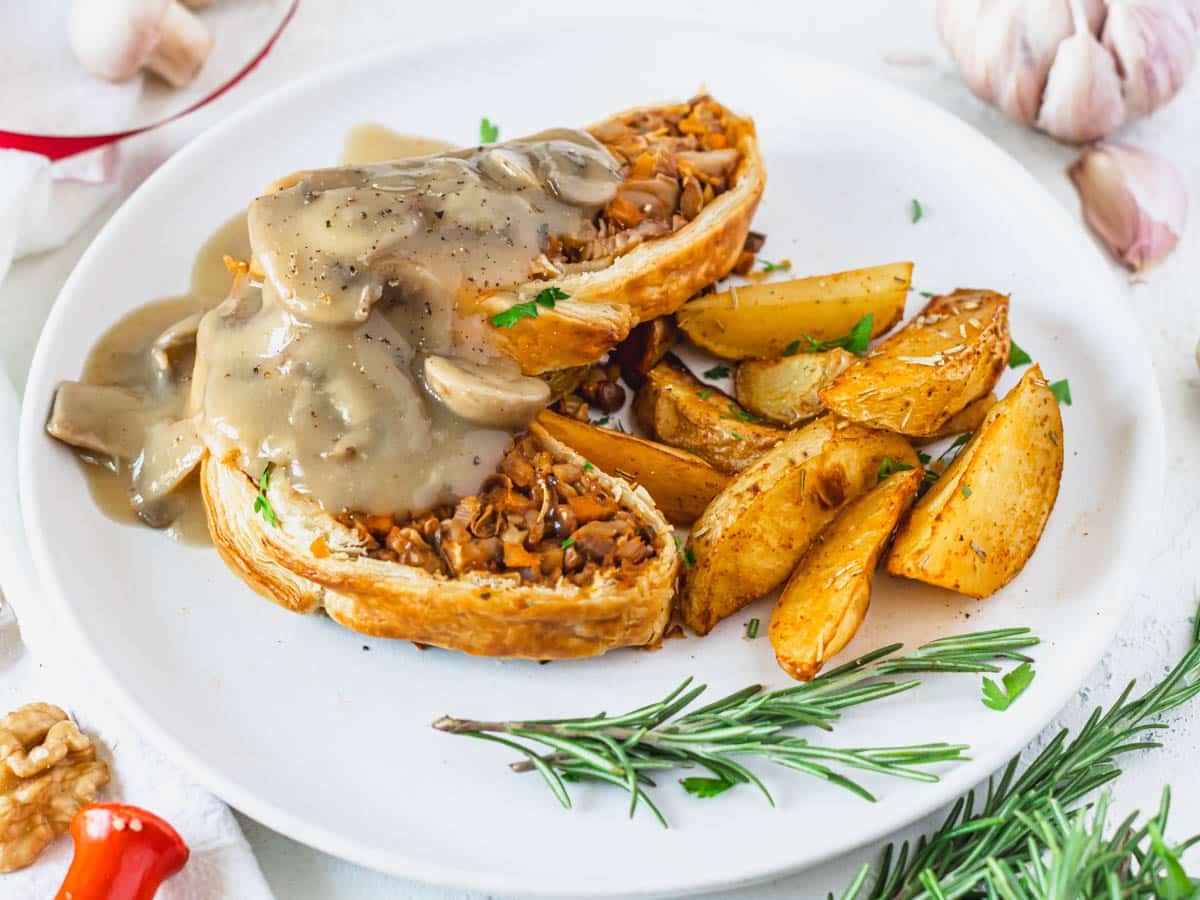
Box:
981;662;1035;711
1050;379;1072;406
594;416;610;426
878;456;915;482
801;313;874;357
962;485;973;498
479;117;500;143
703;365;731;380
726;403;765;424
253;462;278;527
697;389;714;400
582;462;594;471
1009;340;1032;368
917;450;933;466
759;258;792;273
680;776;735;798
561;537;576;549
911;198;924;223
782;339;801;357
746;618;760;639
730;432;742;442
489;287;568;328
918;290;935;298
674;536;696;568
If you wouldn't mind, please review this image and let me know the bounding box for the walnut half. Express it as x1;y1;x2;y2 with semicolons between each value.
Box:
0;703;110;873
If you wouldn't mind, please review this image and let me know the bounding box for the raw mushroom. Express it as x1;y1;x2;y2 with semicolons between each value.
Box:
424;356;551;428
68;0;213;88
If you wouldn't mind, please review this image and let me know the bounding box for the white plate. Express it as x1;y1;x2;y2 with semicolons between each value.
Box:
19;26;1163;898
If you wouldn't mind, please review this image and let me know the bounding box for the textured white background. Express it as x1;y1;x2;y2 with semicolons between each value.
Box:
2;2;1197;897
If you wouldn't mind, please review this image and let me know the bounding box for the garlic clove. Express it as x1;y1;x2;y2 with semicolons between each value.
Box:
1069;143;1188;274
1037;1;1127;143
937;0;1084;126
1102;0;1199;117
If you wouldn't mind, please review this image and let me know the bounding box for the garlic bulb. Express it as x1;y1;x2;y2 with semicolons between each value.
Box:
1069;143;1188;273
937;0;1200;143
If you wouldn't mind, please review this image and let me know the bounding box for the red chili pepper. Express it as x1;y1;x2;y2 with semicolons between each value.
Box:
56;804;189;900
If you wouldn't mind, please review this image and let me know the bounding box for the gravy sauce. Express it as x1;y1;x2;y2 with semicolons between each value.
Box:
53;128;624;526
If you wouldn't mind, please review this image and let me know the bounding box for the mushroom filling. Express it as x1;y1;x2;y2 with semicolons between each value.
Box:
535;95;746;277
340;433;659;586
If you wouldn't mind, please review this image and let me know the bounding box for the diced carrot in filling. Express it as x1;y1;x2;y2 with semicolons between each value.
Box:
340;434;659;585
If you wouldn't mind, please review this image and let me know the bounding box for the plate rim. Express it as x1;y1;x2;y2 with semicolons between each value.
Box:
18;27;1166;898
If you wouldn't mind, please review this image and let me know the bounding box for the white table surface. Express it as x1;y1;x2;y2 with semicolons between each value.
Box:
3;2;1198;897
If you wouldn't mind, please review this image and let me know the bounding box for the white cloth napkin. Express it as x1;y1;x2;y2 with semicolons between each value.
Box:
0;368;276;899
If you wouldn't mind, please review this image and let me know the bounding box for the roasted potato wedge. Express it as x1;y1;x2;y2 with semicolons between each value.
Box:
886;365;1063;598
734;349;856;425
911;393;997;446
675;262;911;360
820;289;1010;437
770;468;921;680
633;356;785;474
615;317;678;389
534;409;729;526
681;416;918;634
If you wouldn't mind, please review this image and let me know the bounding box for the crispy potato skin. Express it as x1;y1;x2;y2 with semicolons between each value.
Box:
535;410;729;526
486;101;764;374
734;349;856;425
616;317;678;389
770;468;921;680
675;262;911;360
820;289;1010;437
202;423;679;659
885;366;1063;598
680;416;918;635
634;356;785;474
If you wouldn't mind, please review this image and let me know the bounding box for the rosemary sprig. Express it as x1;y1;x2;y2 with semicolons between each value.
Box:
841;612;1200;898
434;628;1037;826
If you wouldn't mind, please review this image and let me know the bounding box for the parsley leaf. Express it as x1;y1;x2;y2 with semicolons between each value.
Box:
759;258;792;273
726;403;765;424
697;389;714;400
674;536;696;568
917;450;933;466
918;290;935;298
730;432;742;442
782;339;801;357
1009;340;1032;368
703;365;731;379
981;662;1036;711
911;198;923;224
878;456;915;482
1050;379;1072;406
561;537;576;549
479;117;499;143
594;416;610;426
681;776;735;799
490;288;570;328
962;485;973;498
535;286;568;308
802;313;874;357
582;462;594;471
253;462;278;527
490;302;539;328
746;618;760;639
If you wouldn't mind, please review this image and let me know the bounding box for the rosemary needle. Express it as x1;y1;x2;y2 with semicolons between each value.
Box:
434;627;1038;826
842;608;1200;898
